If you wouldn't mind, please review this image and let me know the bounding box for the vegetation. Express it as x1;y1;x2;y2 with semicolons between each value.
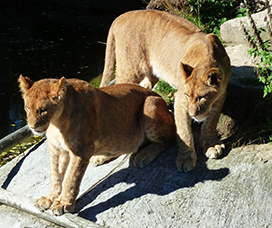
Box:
145;0;246;35
0;135;43;167
154;80;176;105
240;0;272;97
239;0;272;140
186;0;246;35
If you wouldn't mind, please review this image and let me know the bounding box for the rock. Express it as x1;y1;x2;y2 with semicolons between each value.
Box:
219;82;270;146
220;6;271;79
221;8;271;46
0;139;272;228
0;125;33;153
225;44;259;83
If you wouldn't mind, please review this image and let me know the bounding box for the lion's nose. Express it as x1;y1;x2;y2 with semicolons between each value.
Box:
189;106;200;118
29;122;39;129
26;121;39;130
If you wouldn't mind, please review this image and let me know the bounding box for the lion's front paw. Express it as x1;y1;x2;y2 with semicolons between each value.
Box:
50;200;75;216
205;144;225;159
35;196;53;212
176;149;197;172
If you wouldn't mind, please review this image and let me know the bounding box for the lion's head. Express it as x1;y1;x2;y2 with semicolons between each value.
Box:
18;75;67;135
180;63;223;122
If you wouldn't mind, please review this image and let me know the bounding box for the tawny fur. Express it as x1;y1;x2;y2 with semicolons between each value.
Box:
18;75;175;215
100;10;231;172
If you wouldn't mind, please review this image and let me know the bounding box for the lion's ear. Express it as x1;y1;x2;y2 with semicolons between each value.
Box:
180;62;193;82
204;68;222;87
18;75;34;99
50;77;67;103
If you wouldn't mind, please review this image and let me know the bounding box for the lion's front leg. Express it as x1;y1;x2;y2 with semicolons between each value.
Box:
35;144;70;212
174;90;197;172
200;93;226;159
50;151;90;216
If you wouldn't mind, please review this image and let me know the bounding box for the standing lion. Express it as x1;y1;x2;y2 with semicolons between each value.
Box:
100;10;231;172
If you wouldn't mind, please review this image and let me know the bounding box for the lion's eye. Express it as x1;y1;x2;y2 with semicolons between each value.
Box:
185;93;190;99
38;108;47;115
199;96;206;103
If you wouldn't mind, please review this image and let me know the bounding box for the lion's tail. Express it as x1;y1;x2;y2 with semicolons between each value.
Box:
100;27;116;87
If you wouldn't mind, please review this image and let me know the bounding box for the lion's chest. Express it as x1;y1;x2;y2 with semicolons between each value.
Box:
46;124;70;152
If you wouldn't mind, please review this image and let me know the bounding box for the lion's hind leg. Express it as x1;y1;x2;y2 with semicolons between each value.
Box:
133;96;176;168
139;75;159;89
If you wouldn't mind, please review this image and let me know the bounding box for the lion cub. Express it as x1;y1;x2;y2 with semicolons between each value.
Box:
100;10;232;172
19;75;175;215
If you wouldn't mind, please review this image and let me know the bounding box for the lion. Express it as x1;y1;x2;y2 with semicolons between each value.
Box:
100;10;232;172
18;75;175;215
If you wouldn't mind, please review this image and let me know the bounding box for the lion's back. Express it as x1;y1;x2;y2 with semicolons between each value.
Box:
112;10;202;34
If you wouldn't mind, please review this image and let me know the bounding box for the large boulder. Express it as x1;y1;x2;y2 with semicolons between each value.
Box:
221;9;271;47
220;5;272;83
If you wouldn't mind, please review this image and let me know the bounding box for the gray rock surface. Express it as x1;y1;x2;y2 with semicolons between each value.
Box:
0;204;58;228
221;9;270;46
220;6;272;84
0;138;272;228
225;44;259;84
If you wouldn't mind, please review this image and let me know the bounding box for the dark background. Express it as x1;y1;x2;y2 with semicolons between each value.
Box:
0;0;146;138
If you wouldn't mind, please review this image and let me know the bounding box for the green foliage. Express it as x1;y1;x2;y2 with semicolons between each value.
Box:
242;1;272;97
154;80;176;104
187;0;245;35
146;0;246;35
238;0;272;142
0;136;42;167
236;7;247;18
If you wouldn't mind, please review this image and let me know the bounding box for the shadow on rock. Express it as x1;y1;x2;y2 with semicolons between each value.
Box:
75;146;229;222
219;80;272;151
1;138;46;189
